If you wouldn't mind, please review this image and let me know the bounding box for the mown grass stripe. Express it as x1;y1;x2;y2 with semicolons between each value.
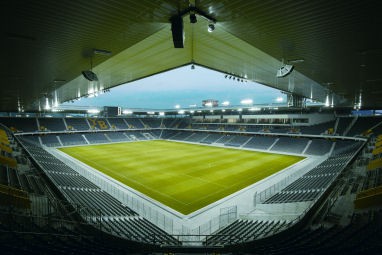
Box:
59;140;304;215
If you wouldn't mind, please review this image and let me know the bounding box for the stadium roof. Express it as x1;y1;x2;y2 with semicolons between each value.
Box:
2;0;381;111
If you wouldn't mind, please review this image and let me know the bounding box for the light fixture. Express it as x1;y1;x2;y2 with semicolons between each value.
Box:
276;97;284;102
288;59;304;64
207;23;215;32
205;102;213;107
276;64;294;78
190;13;197;23
191;64;195;69
53;79;66;83
82;70;98;81
249;107;261;112
45;97;51;110
169;5;216;48
82;54;98;81
93;48;112;56
240;99;253;105
325;93;330;107
87;109;100;114
225;73;247;82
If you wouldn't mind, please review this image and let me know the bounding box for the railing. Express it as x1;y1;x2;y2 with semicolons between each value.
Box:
254;157;327;204
9;126;366;247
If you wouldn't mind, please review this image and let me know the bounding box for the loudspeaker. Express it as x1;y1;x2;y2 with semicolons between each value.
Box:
82;70;98;81
171;15;184;48
276;64;294;78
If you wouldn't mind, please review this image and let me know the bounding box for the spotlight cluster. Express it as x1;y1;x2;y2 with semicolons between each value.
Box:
224;74;248;82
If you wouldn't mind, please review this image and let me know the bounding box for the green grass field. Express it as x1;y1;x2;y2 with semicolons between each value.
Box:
59;140;304;215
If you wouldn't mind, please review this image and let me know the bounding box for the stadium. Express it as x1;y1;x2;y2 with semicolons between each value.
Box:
1;1;382;254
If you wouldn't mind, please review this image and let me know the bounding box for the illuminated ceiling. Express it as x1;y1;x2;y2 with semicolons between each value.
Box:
2;0;381;111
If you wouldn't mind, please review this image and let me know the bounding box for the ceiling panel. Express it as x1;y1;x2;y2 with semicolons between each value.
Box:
2;0;381;111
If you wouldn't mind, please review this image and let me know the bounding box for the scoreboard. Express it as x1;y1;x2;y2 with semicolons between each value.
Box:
103;106;121;117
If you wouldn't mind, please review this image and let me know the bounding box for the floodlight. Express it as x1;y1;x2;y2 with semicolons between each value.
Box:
249;107;261;112
82;70;98;81
240;99;253;105
207;23;215;32
87;109;100;114
93;48;112;56
276;64;294;78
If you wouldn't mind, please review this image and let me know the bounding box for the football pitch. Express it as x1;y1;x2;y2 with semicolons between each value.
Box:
59;140;304;215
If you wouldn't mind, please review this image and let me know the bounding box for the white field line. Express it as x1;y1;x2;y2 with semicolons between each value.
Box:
66;151;189;206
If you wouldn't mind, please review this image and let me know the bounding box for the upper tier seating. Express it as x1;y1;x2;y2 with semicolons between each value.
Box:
141;118;162;128
347;116;382;137
65;118;90;131
125;118;144;129
299;120;335;135
38;117;66;131
88;118;110;130
0;117;38;132
107;118;129;129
